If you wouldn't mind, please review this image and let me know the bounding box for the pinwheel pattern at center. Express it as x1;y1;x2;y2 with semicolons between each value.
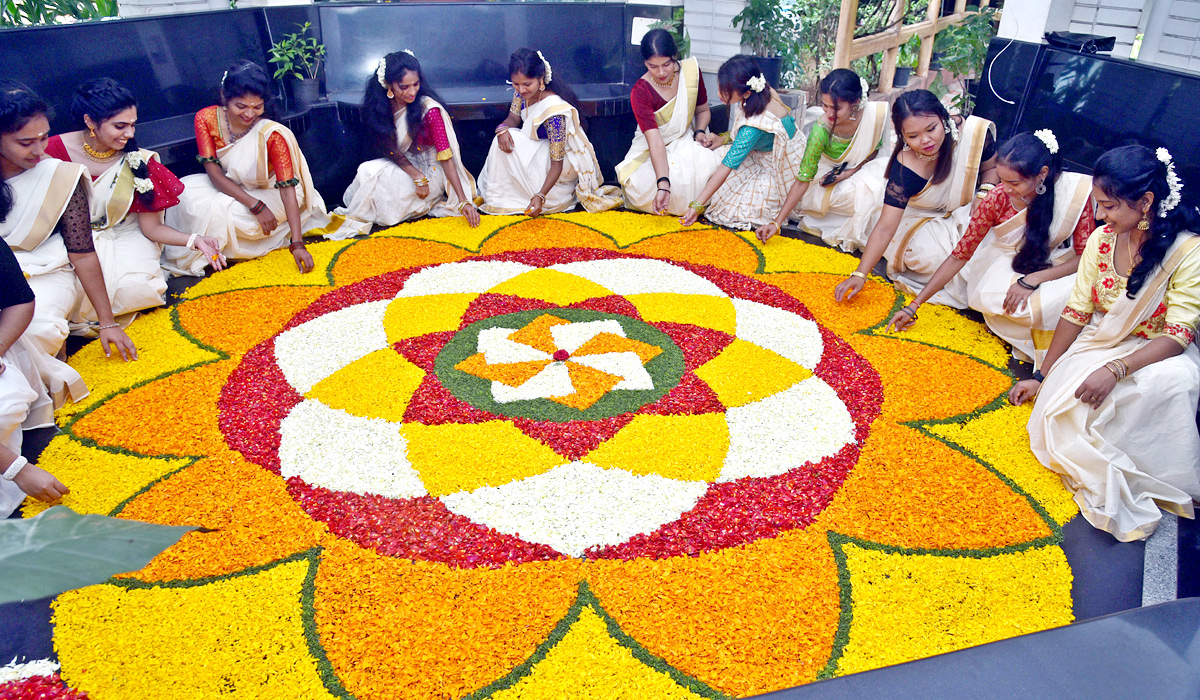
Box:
454;313;663;410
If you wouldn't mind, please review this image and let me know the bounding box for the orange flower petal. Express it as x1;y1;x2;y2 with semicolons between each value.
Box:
332;237;469;286
508;314;572;354
573;332;662;362
763;272;895;336
176;286;327;355
455;353;551;388
480;218;618;254
624;229;760;274
550;362;623;410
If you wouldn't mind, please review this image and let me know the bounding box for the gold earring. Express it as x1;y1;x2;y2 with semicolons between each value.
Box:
539;81;546;92
1138;214;1150;230
387;90;394;99
88;127;96;138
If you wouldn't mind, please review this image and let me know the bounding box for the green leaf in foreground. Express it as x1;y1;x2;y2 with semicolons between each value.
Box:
0;506;200;604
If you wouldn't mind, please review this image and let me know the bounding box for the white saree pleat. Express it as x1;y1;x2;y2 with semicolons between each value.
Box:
1029;235;1200;541
706;102;806;231
163;119;330;276
0;350;39;518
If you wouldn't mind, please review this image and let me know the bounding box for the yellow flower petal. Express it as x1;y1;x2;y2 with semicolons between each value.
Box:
307;348;427;423
402;421;567;495
489;269;614;305
383;293;479;342
585;414;728;482
694;338;813;408
625;293;737;334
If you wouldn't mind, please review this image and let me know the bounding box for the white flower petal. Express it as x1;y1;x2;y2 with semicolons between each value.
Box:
477;326;551;364
492;362;574;402
279;400;426;499
549;319;626;352
0;659;60;684
732;298;824;369
274;300;390;393
719;377;855;482
550;258;726;296
570;352;654;390
396;260;534;297
441;462;709;556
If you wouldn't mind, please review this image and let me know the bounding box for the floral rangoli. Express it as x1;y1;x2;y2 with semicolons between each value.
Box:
15;212;1079;700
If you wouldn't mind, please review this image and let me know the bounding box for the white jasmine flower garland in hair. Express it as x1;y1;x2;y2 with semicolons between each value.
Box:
133;177;154;194
1157;147;1182;216
1034;129;1059;154
945;118;959;142
376;57;388;89
402;49;415;57
537;50;553;83
858;76;869;108
747;74;767;93
125;151;145;169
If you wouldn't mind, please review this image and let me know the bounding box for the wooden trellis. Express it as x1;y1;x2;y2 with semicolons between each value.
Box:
833;0;994;92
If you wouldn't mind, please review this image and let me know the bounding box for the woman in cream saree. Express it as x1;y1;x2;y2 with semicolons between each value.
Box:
1012;145;1200;541
756;70;888;248
887;132;1094;370
617;30;718;217
330;51;480;238
834;90;997;309
479;48;621;216
165;62;330;276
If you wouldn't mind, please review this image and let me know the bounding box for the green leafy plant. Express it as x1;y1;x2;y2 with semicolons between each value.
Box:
0;506;200;604
268;22;326;82
1;0;116;27
897;34;921;69
648;7;691;59
732;0;798;58
933;6;998;114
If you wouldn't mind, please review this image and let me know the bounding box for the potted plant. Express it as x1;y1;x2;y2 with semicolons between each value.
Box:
648;7;691;58
933;6;998;114
894;34;920;88
268;21;326;108
732;0;796;88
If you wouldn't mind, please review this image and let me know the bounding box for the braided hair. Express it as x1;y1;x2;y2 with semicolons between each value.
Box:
1093;144;1200;297
72;78;154;208
0;80;51;223
363;51;445;161
997;132;1062;274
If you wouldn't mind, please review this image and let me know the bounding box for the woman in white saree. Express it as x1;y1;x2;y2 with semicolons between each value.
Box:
330;50;480;238
679;54;805;231
616;29;719;217
165;61;330;275
0;81;136;411
887;131;1095;370
46;79;224;330
479;48;622;216
1011;145;1200;542
755;69;888;248
834;90;998;309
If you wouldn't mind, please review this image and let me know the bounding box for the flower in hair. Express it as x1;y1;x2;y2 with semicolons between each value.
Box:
747;74;767;93
945;118;959;142
403;49;415;58
132;177;154;194
376;57;388;89
221;70;229;86
125;151;145;169
1157;147;1183;216
537;50;553;83
858;76;869;108
1033;129;1058;154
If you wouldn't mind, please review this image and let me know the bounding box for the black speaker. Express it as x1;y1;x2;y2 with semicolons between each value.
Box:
1044;31;1117;54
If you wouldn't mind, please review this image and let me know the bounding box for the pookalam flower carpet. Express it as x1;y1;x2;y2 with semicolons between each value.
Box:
11;211;1079;699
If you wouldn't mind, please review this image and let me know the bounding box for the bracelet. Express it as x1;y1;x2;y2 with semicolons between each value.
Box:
288;241;307;252
687;200;707;215
764;221;780;235
531;193;546;203
495;124;511;134
97;322;120;331
1104;358;1129;381
1016;276;1040;290
413;176;429;187
250;200;266;215
657;176;671;186
1;455;27;481
976;183;995;199
897;305;919;321
849;271;867;280
657;187;671;193
1031;370;1045;382
186;233;199;250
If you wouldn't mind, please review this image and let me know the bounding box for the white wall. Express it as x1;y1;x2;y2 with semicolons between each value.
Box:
684;0;746;72
1140;0;1200;71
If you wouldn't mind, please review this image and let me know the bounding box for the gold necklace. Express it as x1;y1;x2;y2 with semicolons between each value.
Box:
649;70;677;89
220;107;250;144
1124;230;1141;276
913;149;937;162
81;139;119;162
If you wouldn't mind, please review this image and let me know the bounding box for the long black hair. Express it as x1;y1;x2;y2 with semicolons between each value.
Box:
219;60;276;118
363;51;445;160
886;89;954;185
717;54;770;117
641;28;678;61
71;77;154;208
997;132;1062;274
510;48;580;112
0;80;51;223
819;68;863;130
1093;144;1200;297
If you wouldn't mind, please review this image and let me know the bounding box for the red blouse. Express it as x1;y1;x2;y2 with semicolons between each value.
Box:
630;70;708;133
950;187;1095;262
194;106;295;185
412;107;453;160
44;135;184;213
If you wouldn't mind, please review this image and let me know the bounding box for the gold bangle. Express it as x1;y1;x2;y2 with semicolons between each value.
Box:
849;271;867;280
531;193;546;203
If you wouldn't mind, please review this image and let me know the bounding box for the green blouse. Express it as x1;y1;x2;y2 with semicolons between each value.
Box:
721;115;797;170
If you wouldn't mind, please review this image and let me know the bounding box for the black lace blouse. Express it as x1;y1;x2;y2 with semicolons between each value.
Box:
882;134;997;210
56;181;96;254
